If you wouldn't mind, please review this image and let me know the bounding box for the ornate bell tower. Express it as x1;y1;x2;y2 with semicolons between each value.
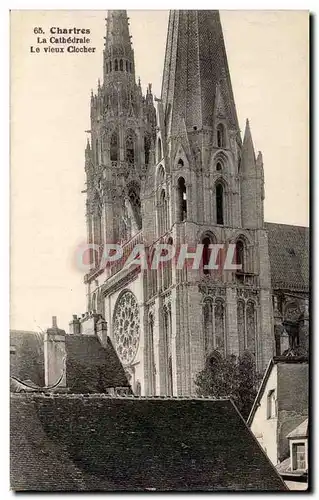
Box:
142;10;274;395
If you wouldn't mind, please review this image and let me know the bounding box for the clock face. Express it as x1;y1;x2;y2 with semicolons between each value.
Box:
112;290;140;365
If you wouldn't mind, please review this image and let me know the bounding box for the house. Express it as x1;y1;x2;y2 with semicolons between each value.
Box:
10;317;131;395
276;418;308;490
247;356;308;476
10;393;287;491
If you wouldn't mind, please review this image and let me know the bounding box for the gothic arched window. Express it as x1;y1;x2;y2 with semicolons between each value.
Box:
177;177;187;222
203;300;213;354
235;240;245;271
126;131;135;164
163;305;173;396
158;137;162;162
159;189;168;235
202;236;212;275
120;59;123;71
216;161;222;172
129;62;133;73
115;59;118;71
126;60;129;72
246;301;256;355
148;312;156;394
109;60;112;72
95;138;99;165
217;123;226;148
110;130;118;162
144;134;151;166
216;183;224;225
106;63;109;74
128;184;142;230
237;300;245;355
214;300;225;353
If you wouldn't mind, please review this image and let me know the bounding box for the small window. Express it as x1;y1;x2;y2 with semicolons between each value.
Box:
267;389;276;419
126;60;129;72
216;183;224;225
115;59;118;71
216;162;222;171
217;124;226;148
202;237;212;275
158;137;162;162
177;177;187;221
120;59;123;71
235;240;245;271
292;442;306;471
178;158;184;167
109;61;112;72
129;62;133;73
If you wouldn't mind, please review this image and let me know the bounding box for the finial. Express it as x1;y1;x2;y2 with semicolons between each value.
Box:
52;316;57;328
256;151;263;167
98;78;101;89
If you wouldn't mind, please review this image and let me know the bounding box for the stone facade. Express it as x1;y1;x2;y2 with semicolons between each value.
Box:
79;10;309;396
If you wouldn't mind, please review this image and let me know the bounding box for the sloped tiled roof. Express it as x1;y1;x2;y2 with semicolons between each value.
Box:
287;418;308;439
265;222;309;292
10;393;287;492
65;335;130;392
10;330;44;386
10;331;130;393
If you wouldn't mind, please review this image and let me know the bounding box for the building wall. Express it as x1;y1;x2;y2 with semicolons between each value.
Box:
277;363;309;462
250;364;278;465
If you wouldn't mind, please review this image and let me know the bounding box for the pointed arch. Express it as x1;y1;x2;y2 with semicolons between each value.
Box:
110;129;119;162
246;301;256;356
237;300;245;355
127;181;142;230
157;137;163;162
119;59;123;71
217;123;226;148
177;177;187;222
125;129;136;164
114;59;118;71
215;182;224;225
200;231;217;275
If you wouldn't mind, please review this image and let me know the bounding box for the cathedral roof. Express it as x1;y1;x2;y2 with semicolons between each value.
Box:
10;393;286;491
265;222;309;292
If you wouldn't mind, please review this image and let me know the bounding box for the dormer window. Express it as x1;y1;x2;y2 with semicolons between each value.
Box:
217;123;226;148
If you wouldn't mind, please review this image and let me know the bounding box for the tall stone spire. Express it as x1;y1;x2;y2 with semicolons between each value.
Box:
103;10;135;82
161;10;239;137
241;119;256;171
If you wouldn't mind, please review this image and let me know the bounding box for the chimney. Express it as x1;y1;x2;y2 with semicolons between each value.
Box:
44;316;67;388
69;314;81;335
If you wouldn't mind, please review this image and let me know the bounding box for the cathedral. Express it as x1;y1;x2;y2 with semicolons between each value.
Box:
74;10;309;396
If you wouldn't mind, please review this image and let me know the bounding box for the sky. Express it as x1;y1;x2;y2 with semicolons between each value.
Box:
10;10;309;332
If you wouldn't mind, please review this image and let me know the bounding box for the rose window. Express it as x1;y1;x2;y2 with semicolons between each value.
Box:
113;291;140;365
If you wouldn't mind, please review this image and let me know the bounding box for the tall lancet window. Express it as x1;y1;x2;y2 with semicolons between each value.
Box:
214;300;225;353
246;301;256;356
148;312;156;395
177;177;187;222
115;59;118;71
110;131;118;162
237;300;245;355
126;131;135;164
159;189;168;235
216;183;224;225
235;240;245;270
128;183;142;231
120;59;123;71
217;123;226;148
163;304;173;396
95;139;99;165
203;300;213;354
202;237;212;275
